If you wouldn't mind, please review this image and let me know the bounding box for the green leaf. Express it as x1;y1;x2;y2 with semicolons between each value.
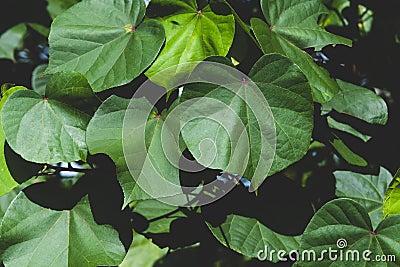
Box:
120;232;168;267
0;24;27;62
208;214;300;263
182;54;313;187
330;137;368;167
335;167;393;229
322;80;388;125
251;18;341;103
2;72;99;163
31;64;50;96
0;192;126;267
297;198;400;266
145;0;234;78
47;0;165;92
383;169;400;218
86;96;181;207
0;87;27;197
327;116;371;142
45;0;78;19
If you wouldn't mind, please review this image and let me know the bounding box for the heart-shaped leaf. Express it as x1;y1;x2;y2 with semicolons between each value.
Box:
251;0;352;103
145;0;234;78
0;192;126;267
297;198;400;266
182;54;313;188
2;71;99;163
47;0;165;92
335;167;393;229
208;214;300;263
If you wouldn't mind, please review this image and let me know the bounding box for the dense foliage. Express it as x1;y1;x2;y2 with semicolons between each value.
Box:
0;0;399;266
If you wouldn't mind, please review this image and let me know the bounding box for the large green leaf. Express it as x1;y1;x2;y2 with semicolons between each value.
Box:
322;79;388;125
86;96;181;207
181;54;313;187
383;169;400;218
0;192;126;267
145;0;234;78
0;87;26;197
208;214;300;263
0;24;27;62
335;167;393;229
2;72;99;163
252;0;352;104
120;232;168;267
297;199;400;266
47;0;165;92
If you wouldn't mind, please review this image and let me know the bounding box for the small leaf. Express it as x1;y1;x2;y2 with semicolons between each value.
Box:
27;23;50;37
297;198;400;266
31;64;50;96
383;169;400;218
0;24;27;62
120;232;168;267
330;137;368;167
0;192;126;267
327;116;371;142
208;214;300;263
2;72;99;163
132;199;186;234
47;0;165;92
145;0;235;78
335;167;393;229
322;79;388;125
45;0;78;19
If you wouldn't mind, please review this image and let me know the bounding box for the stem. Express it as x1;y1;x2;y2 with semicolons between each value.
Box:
45;164;94;173
219;225;231;249
221;0;262;50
